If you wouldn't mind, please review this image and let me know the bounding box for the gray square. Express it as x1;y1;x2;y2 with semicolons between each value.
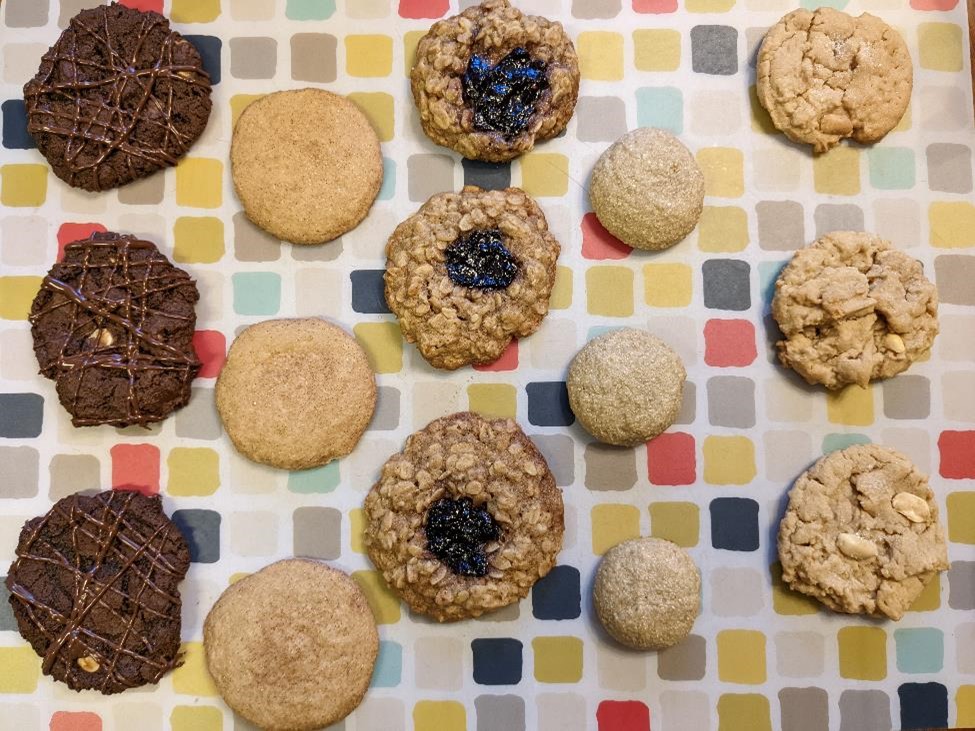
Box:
780;688;829;731
291;237;343;261
948;561;975;610
702;259;750;311
814;204;864;238
658;634;706;680
58;0;93;28
576;97;628;143
881;375;930;420
5;0;48;27
711;567;764;616
408;154;455;202
674;381;696;425
291;33;337;83
118;173;165;206
707;376;756;428
757;200;805;251
175;387;223;440
462;159;511;191
370;386;400;431
571;0;621;18
230;37;277;80
234;212;282;262
691;25;738;76
927;143;973;194
934;254;975;306
0;446;38;498
584;443;637;491
529;434;575;486
745;27;769;68
293;507;341;560
0;576;16;630
839;690;891;731
476;695;526;731
49;454;101;500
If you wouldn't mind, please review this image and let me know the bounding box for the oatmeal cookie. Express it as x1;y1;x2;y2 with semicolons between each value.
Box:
757;8;912;153
411;0;580;162
363;412;564;622
778;445;948;620
385;186;560;370
771;232;938;389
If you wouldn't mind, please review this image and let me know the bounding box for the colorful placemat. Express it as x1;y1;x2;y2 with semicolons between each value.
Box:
1;0;974;729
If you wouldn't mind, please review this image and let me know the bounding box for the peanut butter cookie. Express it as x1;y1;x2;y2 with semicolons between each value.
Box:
778;445;948;620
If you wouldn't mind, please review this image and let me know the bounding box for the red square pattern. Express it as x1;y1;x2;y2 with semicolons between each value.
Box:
111;444;160;495
119;0;164;11
597;701;651;731
704;319;757;367
910;0;958;9
57;223;106;261
647;432;696;485
473;339;519;372
399;0;449;18
193;330;227;378
633;0;677;13
50;712;102;731
939;431;975;479
581;213;632;260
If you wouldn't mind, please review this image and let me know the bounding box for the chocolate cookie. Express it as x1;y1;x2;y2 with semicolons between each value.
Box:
363;412;564;622
24;2;212;191
5;490;190;694
385;186;561;370
411;0;580;162
30;232;201;427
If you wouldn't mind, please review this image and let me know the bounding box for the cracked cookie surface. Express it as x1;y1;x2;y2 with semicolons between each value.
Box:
363;412;564;622
771;232;937;389
756;8;912;152
778;445;948;620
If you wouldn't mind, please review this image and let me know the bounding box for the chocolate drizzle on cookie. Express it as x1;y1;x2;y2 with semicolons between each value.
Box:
425;496;502;577
30;232;201;428
462;47;549;138
445;229;519;290
23;3;212;192
5;490;190;694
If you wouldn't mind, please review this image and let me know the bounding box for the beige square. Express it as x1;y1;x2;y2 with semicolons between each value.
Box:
753;146;801;192
881;428;930;474
346;0;391;17
763;430;813;482
943;372;975;422
3;44;47;85
764;378;815;422
0;329;39;381
873;198;921;250
660;691;712;731
231;0;276;20
345;436;398;491
596;642;647;691
414;637;463;690
647;316;698;366
690;90;742;136
528;317;578;371
538;693;587;731
2;216;49;266
939;315;975;361
118;171;165;206
193;270;225;327
113;702;163;731
60;185;108;214
775;631;825;678
413;382;462;428
295;269;342;318
229;452;283;494
179;576;222;639
230;511;278;557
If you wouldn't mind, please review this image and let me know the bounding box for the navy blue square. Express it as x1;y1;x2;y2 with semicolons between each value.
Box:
185;35;222;85
463;159;511;190
527;382;574;427
702;259;750;311
2;100;34;150
690;26;738;75
472;638;523;685
532;565;581;620
0;393;44;438
350;270;390;314
898;683;948;729
709;498;760;551
171;509;221;564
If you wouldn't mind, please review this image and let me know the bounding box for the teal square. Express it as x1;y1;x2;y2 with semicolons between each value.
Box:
868;148;915;190
232;272;281;316
371;640;402;687
822;433;871;453
636;87;683;135
758;260;788;307
379;158;396;201
895;628;944;674
286;0;336;19
288;462;340;493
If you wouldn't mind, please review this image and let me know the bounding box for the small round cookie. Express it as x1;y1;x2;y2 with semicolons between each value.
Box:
215;318;376;470
411;0;580;162
567;328;686;447
772;231;938;390
231;89;382;245
385;186;560;370
778;445;949;620
589;128;705;251
757;8;912;153
363;412;564;622
594;538;701;651
24;3;211;191
204;559;378;731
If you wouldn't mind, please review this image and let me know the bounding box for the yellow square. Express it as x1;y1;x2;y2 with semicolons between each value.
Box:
749;85;779;135
350;508;366;554
167;448;220;497
687;0;735;11
533;636;583;683
957;686;975;726
348;92;394;142
703;435;756;485
404;30;426;76
698;206;749;252
909;574;941;612
468;383;517;420
894;102;912;132
231;94;265;127
918;23;963;71
0;276;43;321
352;570;401;624
948;492;975;544
591;504;640;555
176;158;223;209
717;630;766;684
1;164;48;207
173;217;225;264
644;263;692;307
171;706;222;731
172;642;218;696
414;701;466;731
586;266;634;317
577;31;624;81
649;502;699;547
171;0;221;22
813;147;861;195
770;562;819;616
550;265;573;309
346;35;393;77
697;148;744;198
521;153;569;197
0;646;39;693
354;322;403;374
633;30;680;71
838;626;887;680
717;694;772;731
826;384;875;426
930;202;975;248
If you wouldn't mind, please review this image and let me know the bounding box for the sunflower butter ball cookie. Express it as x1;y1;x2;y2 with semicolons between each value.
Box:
385;186;560;370
411;0;580;161
363;412;564;622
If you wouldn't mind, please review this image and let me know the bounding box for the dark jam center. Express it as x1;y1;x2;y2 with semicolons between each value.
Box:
462;47;549;138
445;229;518;290
425;496;502;577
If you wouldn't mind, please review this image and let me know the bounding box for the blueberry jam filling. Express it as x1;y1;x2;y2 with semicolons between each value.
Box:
445;228;519;290
425;496;502;577
462;47;549;138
